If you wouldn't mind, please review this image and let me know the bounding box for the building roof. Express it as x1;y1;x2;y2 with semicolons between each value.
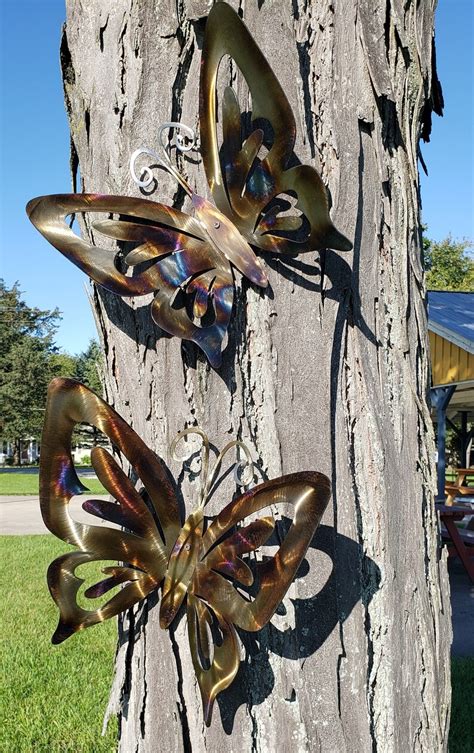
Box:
427;291;474;355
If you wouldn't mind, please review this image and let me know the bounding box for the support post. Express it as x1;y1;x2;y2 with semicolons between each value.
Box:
459;412;473;467
431;385;456;501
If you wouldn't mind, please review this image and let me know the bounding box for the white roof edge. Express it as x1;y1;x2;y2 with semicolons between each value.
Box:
428;321;474;355
431;378;474;389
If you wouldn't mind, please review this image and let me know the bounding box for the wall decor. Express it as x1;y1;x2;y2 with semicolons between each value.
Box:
40;377;331;725
26;1;351;368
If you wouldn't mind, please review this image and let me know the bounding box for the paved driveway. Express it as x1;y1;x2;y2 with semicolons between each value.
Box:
0;495;110;535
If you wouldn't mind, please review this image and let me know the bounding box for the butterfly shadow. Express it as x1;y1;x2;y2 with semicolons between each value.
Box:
215;523;381;733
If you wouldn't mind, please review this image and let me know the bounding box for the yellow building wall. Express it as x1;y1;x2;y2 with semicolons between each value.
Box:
430;331;474;386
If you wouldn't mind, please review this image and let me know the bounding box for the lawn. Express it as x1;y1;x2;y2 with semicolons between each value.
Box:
0;473;107;496
0;536;472;751
450;656;474;753
0;536;117;752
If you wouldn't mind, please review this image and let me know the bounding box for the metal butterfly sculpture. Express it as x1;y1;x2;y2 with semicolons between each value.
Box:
41;377;331;725
26;2;351;368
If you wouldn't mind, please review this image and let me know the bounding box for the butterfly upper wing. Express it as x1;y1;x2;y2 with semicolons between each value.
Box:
188;471;331;724
26;194;233;367
200;2;352;255
40;377;181;643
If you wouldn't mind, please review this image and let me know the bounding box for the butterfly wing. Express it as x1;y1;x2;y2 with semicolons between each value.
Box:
188;471;331;723
40;377;181;643
26;194;233;367
200;2;352;255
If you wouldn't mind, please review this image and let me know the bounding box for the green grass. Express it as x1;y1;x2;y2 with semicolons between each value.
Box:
450;657;474;753
0;536;117;752
0;536;471;751
0;473;107;496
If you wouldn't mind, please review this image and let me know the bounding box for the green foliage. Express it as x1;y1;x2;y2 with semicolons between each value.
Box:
0;535;117;752
424;234;474;291
0;281;67;454
71;339;106;450
0;472;107;496
450;657;474;753
74;339;104;396
50;352;77;379
0;281;106;462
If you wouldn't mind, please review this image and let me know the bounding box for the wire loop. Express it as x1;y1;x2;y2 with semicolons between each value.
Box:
130;122;196;196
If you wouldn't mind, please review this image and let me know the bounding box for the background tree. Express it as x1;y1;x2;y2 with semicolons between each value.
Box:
74;338;104;395
0;280;65;464
72;338;105;450
0;281;102;463
61;2;451;750
424;234;474;290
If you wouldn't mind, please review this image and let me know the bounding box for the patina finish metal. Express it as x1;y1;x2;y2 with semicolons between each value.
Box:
41;378;331;725
200;2;352;256
26;2;351;368
26;193;237;369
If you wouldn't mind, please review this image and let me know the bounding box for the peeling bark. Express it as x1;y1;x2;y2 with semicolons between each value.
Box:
62;1;451;750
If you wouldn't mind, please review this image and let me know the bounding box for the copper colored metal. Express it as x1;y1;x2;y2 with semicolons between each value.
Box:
26;194;234;369
41;378;331;725
199;2;353;255
26;2;351;368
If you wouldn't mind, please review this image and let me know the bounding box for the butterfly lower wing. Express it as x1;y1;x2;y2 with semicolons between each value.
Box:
26;193;205;295
187;594;239;726
26;194;234;367
195;472;331;631
149;245;234;369
48;551;156;644
41;377;181;641
186;471;330;722
199;2;352;254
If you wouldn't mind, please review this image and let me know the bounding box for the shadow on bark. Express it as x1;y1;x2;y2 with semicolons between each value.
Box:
96;243;377;380
216;524;381;733
115;522;380;736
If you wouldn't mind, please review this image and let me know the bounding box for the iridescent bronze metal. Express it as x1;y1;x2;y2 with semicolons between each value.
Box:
199;2;353;255
41;378;331;725
26;2;352;368
26;193;235;369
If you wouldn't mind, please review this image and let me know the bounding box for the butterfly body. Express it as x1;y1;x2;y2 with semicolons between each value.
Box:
191;193;268;288
159;508;204;629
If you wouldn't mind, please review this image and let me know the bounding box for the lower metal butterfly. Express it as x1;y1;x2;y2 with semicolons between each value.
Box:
40;377;331;725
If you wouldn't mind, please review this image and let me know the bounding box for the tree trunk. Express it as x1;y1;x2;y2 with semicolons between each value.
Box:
14;438;21;467
61;1;451;750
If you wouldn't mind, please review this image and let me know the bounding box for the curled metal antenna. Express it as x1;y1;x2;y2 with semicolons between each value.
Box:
130;122;197;196
170;426;255;508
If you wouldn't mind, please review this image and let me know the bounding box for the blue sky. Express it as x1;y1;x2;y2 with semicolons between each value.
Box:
0;0;472;355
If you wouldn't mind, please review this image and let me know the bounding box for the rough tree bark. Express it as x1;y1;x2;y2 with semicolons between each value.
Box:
61;1;450;750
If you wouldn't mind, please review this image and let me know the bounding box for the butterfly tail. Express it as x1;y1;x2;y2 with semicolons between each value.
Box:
187;594;240;726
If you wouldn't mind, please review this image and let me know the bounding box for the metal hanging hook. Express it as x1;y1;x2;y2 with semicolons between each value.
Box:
170;427;255;509
130;122;196;197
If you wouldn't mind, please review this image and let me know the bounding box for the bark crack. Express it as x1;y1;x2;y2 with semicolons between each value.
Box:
99;14;109;52
169;627;192;752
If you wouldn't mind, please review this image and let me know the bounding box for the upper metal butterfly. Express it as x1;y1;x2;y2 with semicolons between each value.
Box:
26;2;352;367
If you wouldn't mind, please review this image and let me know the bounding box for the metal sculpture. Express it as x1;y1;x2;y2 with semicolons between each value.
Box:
26;1;351;368
41;377;331;725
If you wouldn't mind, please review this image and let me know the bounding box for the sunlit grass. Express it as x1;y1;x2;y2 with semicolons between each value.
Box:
0;473;107;496
0;536;471;751
0;535;117;752
450;657;474;753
